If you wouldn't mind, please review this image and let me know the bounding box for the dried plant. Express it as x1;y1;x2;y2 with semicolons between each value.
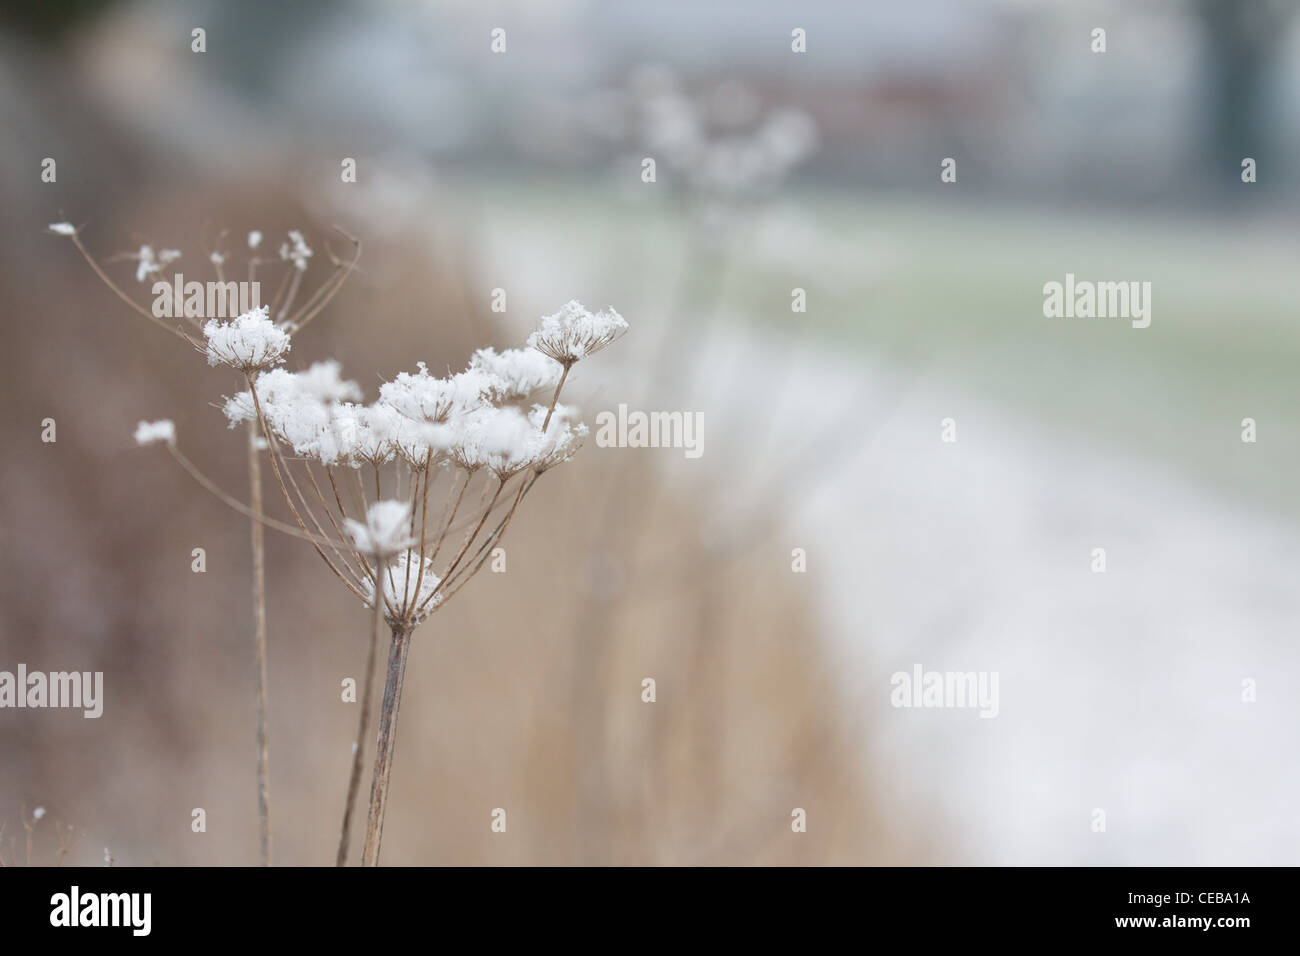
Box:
131;298;626;865
49;221;362;865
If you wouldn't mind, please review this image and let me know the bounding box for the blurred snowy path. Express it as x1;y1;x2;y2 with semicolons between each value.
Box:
701;325;1300;864
483;210;1300;865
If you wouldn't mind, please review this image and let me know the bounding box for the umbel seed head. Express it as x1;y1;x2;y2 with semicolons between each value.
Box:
203;305;291;372
527;300;628;367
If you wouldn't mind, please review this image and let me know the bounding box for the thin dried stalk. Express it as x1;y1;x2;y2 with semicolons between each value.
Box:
335;563;386;866
361;624;414;866
541;363;570;431
247;419;272;866
67;233;198;342
287;226;362;332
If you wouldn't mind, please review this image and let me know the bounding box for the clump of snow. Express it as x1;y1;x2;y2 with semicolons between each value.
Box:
448;406;532;476
447;403;587;478
134;244;180;283
334;402;405;467
379;363;500;424
248;230;263;250
346;500;416;557
527;403;588;472
204;305;290;372
280;230;312;272
224;361;363;428
133;420;175;446
527;300;628;366
469;347;562;398
364;549;442;622
48;222;77;236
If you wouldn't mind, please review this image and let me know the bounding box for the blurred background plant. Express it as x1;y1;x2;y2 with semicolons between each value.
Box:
3;0;1300;865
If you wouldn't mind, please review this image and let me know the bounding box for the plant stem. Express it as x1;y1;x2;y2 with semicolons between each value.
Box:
541;363;571;432
247;418;272;866
361;624;413;866
336;565;386;865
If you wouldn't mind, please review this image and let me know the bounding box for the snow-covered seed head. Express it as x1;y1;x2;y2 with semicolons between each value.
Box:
526;300;628;367
204;305;291;372
390;418;454;470
468;347;562;399
345;500;416;558
379;363;500;425
340;403;404;468
364;550;442;624
134;244;180;284
134;419;176;446
446;403;587;479
223;361;363;430
528;403;589;473
224;361;361;421
279;230;313;272
446;406;522;476
47;222;77;236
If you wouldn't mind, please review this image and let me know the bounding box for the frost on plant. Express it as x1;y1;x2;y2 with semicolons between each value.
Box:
280;230;313;271
222;360;365;452
379;363;502;424
204;305;291;372
363;550;442;625
133;244;181;283
132;297;629;865
140;295;625;649
526;299;628;366
468;347;563;398
346;500;417;557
